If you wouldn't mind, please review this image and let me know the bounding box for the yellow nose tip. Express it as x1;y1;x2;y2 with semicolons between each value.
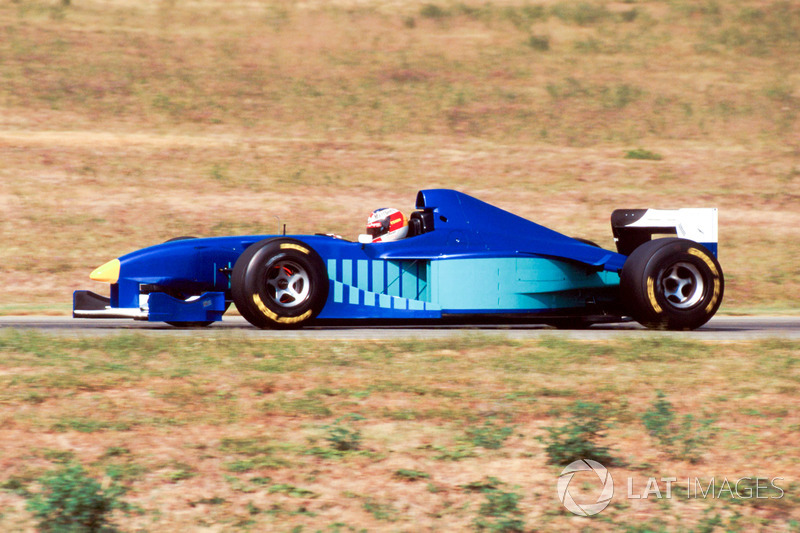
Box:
90;259;120;283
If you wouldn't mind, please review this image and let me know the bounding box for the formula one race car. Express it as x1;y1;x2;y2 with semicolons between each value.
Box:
73;189;723;330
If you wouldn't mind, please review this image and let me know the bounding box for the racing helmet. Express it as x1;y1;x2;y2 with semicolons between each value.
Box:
366;208;408;243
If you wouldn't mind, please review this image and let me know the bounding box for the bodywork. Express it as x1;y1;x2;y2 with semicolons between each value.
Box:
73;189;716;325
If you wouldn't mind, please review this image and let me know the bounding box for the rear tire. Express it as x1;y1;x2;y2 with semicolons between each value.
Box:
620;238;723;330
231;238;328;329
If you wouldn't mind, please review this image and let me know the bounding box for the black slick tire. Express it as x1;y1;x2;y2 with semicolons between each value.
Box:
620;238;724;330
231;238;328;329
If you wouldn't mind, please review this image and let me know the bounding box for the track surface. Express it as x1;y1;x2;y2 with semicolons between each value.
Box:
1;316;799;340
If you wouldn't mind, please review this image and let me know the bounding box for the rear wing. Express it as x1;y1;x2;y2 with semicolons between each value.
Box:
611;208;718;257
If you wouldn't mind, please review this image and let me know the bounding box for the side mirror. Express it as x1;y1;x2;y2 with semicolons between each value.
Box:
357;234;373;244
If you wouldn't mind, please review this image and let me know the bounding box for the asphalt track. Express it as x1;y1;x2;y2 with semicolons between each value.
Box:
1;316;799;340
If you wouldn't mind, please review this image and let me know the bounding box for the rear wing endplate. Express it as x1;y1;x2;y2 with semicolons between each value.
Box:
611;208;718;257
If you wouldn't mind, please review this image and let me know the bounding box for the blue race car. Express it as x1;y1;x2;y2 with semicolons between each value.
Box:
73;189;724;330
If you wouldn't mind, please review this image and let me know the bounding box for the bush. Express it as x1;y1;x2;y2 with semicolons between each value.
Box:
602;84;642;109
432;444;477;461
465;420;514;450
394;469;431;482
551;2;610;26
324;414;364;452
472;483;525;532
620;8;638;22
642;391;716;463
642;391;676;446
420;4;448;19
625;148;664;160
541;401;615;465
26;463;130;533
526;35;550;51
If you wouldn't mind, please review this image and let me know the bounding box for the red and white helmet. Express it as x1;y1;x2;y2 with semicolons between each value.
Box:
366;208;408;242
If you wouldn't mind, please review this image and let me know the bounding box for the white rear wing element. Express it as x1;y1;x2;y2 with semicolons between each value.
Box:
611;208;718;257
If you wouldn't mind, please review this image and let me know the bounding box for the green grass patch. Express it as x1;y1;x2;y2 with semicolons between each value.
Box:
541;401;616;465
393;469;431;482
642;391;717;463
464;420;515;450
625;148;664;161
525;35;550;51
219;437;291;472
551;2;611;26
268;483;317;498
26;463;133;533
471;479;526;533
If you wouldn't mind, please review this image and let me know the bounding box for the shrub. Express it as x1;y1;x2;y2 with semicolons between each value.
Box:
465;421;514;450
642;391;676;446
26;463;130;533
472;483;525;532
420;4;448;19
1;476;31;497
393;469;431;482
462;476;504;492
268;483;317;498
363;497;399;521
526;35;550;51
602;84;642;108
625;148;664;160
324;414;364;452
621;8;638;22
552;2;610;26
642;391;716;463
521;5;547;20
432;444;477;461
541;401;615;465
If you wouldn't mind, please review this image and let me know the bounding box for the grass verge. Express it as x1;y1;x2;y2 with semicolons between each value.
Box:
0;332;797;530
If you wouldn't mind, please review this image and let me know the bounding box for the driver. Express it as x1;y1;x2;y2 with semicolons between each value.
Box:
366;208;408;242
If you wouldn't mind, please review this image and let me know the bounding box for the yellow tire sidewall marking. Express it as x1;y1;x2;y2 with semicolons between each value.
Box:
705;277;721;313
686;248;721;313
253;293;278;320
647;276;663;314
280;243;309;254
688;248;719;277
251;243;313;324
253;293;312;324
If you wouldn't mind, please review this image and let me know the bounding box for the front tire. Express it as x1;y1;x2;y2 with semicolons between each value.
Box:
620;238;723;330
231;238;328;329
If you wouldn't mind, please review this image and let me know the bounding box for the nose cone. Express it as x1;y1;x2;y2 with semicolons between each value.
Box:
90;259;120;283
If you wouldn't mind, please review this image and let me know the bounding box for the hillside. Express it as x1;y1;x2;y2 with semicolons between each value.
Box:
0;0;798;312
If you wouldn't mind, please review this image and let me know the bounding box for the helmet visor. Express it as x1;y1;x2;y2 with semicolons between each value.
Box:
366;217;390;239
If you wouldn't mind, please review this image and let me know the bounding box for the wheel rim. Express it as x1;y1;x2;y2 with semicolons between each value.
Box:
661;261;705;309
265;260;311;308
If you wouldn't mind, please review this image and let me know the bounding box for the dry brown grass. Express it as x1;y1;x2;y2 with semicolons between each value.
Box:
0;333;798;531
1;0;799;312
